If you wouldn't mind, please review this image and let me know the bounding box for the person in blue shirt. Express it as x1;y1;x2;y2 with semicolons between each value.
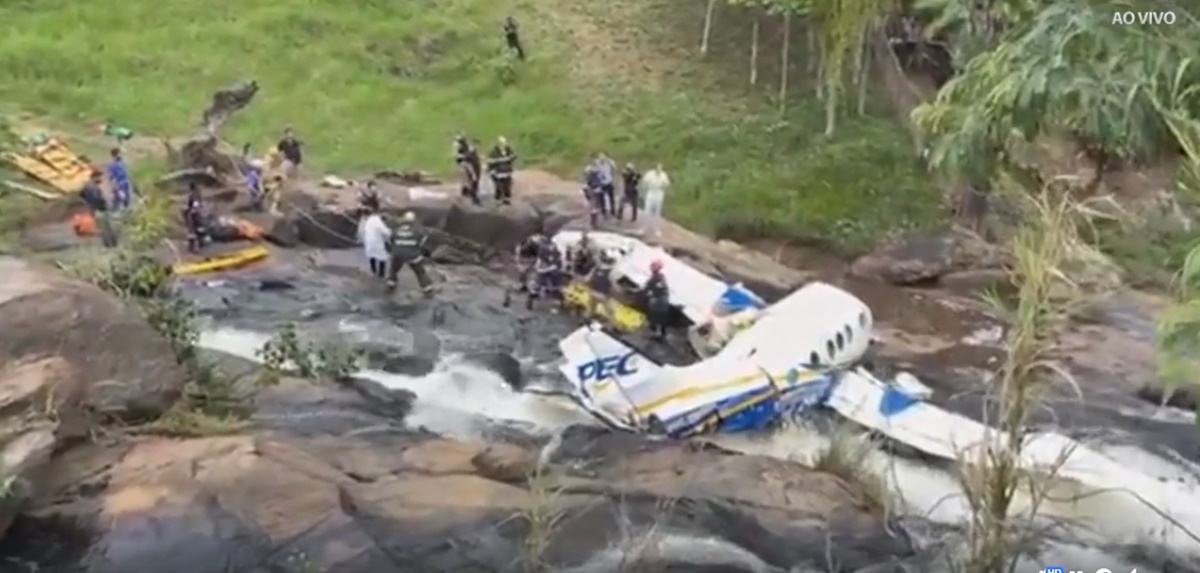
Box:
245;161;264;211
106;148;133;210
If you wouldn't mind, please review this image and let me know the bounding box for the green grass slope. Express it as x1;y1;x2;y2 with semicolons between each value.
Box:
0;0;940;251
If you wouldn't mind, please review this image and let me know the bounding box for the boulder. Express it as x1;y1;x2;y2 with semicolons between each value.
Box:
851;230;1005;286
0;257;187;422
0;259;188;539
12;427;913;572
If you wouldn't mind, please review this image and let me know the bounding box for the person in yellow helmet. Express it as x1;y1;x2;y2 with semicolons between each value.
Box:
386;210;434;296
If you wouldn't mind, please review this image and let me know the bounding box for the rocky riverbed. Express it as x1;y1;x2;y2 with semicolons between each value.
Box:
1;172;1198;572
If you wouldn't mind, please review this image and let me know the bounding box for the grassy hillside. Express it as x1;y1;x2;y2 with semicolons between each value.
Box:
0;0;940;251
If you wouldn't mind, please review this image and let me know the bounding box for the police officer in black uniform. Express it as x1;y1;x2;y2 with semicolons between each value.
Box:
386;211;434;297
644;260;671;340
619;163;641;221
487;136;517;204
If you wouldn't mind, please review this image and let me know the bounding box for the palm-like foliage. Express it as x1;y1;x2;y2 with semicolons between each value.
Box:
913;0;1200;186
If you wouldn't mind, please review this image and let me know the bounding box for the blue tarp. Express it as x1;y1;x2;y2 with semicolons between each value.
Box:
719;284;766;313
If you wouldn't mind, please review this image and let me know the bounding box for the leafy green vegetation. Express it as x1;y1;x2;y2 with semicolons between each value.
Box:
0;0;939;251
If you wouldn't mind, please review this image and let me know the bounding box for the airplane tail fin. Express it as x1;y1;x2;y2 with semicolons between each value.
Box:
558;323;662;403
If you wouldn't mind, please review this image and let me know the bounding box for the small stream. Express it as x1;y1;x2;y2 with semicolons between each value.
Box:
188;248;1200;570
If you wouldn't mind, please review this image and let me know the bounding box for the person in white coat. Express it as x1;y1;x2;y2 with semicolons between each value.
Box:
356;192;392;281
642;164;670;235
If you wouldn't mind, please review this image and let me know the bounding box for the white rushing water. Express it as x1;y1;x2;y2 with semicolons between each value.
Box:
198;326;1200;560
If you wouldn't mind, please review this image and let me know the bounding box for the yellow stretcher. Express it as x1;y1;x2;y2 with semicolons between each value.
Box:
172;246;269;276
562;281;647;333
1;138;92;194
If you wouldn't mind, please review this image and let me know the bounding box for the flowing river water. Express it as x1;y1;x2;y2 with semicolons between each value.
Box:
189;248;1200;571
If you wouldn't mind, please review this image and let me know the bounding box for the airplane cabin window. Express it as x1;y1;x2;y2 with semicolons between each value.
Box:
859;312;867;327
826;340;835;360
844;325;853;342
835;333;844;350
809;351;820;366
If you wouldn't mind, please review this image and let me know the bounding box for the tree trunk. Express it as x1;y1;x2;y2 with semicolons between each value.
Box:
700;0;717;56
824;83;837;135
855;33;870;115
750;17;760;86
816;37;825;99
807;24;817;73
779;12;790;114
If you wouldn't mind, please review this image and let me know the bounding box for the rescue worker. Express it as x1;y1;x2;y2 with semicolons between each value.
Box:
182;182;207;253
453;134;471;166
386;211;434;296
513;233;543;291
245;160;265;211
487;136;517;204
276;127;303;177
357;191;392;281
503;16;525;60
528;237;564;306
107;148;133;211
583;164;603;228
569;232;597;277
589;250;615;295
644;260;671;340
459;141;481;205
618;163;640;221
80;170;117;248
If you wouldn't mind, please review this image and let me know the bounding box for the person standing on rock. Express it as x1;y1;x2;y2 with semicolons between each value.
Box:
357;191;392;282
618;162;641;222
487;136;517;205
504;16;525;60
642;163;670;237
582;163;603;228
80;170;117;248
106;148;133;211
387;211;435;297
276;126;303;178
457;138;481;205
182;182;208;253
593;152;617;217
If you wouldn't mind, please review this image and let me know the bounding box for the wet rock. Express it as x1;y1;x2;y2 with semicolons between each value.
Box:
295;208;359;249
462;351;523;389
341;377;417;419
938;268;1013;297
851;230;1004;286
1135;382;1198;411
0;257;187;422
10;426;911;573
429;243;479;264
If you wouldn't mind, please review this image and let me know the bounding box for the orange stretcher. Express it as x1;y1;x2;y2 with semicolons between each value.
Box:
1;138;92;194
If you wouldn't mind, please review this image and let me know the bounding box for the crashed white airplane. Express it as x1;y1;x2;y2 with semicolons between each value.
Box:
542;230;1200;515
